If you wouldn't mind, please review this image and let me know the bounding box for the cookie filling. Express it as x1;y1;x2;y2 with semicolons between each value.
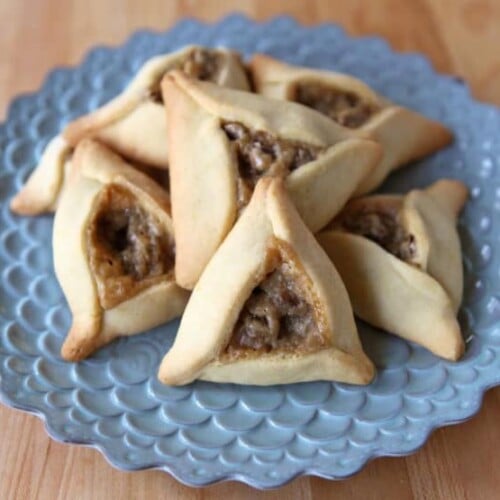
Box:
294;82;378;128
222;121;323;208
150;48;222;103
341;209;416;262
88;184;174;309
181;48;221;81
225;259;327;358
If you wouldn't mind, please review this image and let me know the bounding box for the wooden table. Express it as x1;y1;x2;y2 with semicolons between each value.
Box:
1;1;499;498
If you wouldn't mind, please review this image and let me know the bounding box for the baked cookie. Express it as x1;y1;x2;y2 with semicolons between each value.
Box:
159;177;375;386
11;45;250;216
162;70;382;289
53;139;189;361
64;46;250;166
10;134;73;215
250;54;453;195
317;179;468;360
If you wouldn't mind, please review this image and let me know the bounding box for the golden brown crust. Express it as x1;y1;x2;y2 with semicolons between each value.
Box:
250;54;453;195
317;179;467;360
162;70;381;289
162;73;238;290
158;177;374;386
54;139;189;361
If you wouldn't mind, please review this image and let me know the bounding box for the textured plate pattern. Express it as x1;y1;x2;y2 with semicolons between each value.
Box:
1;15;500;489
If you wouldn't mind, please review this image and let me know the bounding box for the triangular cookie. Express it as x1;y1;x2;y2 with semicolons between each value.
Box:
53;139;189;361
162;70;382;289
159;177;374;386
317;179;467;360
250;54;453;195
64;46;249;166
11;45;250;215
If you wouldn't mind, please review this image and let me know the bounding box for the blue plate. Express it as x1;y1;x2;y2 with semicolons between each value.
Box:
1;15;499;489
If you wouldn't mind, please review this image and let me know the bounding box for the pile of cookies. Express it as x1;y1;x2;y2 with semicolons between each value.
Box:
11;46;468;386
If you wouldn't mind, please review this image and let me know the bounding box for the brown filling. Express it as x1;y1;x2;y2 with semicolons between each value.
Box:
222;121;323;208
150;48;222;103
340;209;416;262
181;48;221;81
225;253;327;359
294;82;378;128
87;184;174;309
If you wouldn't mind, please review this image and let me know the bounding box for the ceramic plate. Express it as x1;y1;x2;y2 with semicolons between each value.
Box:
1;15;499;489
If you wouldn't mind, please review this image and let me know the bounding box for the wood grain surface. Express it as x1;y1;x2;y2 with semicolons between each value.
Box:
1;1;499;499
